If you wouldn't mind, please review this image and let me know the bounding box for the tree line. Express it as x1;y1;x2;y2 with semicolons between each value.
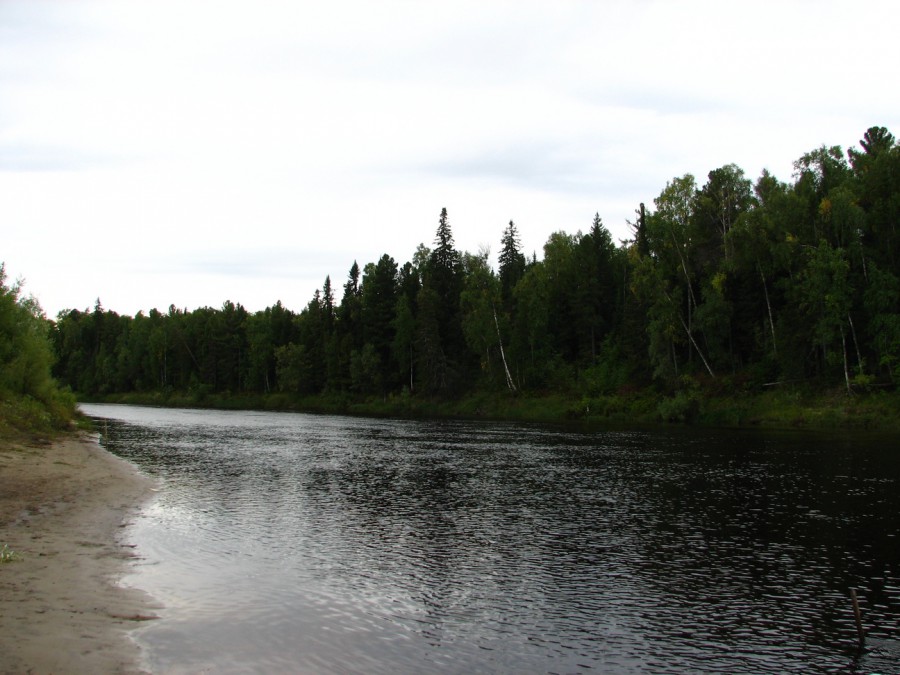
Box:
51;127;900;402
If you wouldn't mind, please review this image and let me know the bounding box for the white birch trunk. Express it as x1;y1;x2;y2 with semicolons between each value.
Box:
493;306;516;392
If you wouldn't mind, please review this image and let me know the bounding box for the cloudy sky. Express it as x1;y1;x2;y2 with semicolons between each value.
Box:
2;1;898;318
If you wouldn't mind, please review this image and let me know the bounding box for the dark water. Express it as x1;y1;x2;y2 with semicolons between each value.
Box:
82;403;900;674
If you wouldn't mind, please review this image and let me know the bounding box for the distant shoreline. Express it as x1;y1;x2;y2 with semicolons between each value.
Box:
0;432;157;673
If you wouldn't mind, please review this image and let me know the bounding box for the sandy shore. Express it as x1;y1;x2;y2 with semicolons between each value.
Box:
0;432;157;674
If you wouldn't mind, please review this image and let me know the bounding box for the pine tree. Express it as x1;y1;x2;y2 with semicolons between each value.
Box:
322;275;334;327
422;208;466;390
498;220;526;311
431;208;460;273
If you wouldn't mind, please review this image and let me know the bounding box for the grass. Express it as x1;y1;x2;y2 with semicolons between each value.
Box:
0;543;20;564
0;388;77;441
79;382;900;432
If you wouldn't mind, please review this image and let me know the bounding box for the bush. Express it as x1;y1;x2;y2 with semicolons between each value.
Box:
0;264;75;435
580;362;628;397
657;391;701;423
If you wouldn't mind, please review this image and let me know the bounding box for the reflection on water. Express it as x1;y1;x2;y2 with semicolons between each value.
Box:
83;403;900;674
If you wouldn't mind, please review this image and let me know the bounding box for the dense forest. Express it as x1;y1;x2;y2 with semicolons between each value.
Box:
49;127;900;420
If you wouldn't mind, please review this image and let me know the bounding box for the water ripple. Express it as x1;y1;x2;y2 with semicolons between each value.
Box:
85;404;900;674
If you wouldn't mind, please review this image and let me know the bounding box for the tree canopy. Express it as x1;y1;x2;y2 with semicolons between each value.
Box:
48;127;900;404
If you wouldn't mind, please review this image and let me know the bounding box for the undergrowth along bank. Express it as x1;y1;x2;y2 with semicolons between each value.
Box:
80;384;900;433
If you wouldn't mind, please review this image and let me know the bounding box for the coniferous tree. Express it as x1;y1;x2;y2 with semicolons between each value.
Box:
393;261;420;391
431;208;459;272
498;220;526;312
322;275;335;328
331;262;363;390
574;214;619;362
360;254;399;392
421;208;467;390
415;286;448;392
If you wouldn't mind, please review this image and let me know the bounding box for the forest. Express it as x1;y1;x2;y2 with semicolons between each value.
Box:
48;127;900;424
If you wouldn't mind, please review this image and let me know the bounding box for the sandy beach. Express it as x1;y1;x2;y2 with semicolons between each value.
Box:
0;432;156;674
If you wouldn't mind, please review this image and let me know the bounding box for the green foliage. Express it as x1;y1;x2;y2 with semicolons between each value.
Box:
414;286;450;393
392;294;416;391
421;209;468;390
657;390;701;423
0;265;75;434
460;249;503;386
350;343;382;394
274;343;315;394
360;254;398;390
0;270;53;399
498;220;526;312
0;543;20;564
579;339;630;396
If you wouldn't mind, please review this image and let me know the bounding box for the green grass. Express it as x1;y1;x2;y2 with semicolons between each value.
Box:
0;543;20;564
0;389;76;441
77;383;900;432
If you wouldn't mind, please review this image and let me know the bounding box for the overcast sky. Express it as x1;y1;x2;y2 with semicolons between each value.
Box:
2;0;898;318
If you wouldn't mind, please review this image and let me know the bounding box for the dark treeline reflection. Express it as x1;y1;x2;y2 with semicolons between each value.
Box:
56;127;900;401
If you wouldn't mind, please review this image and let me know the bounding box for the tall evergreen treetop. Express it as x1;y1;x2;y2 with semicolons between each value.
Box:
422;207;469;387
499;219;526;310
343;261;361;299
431;208;460;273
499;220;524;268
322;275;334;313
338;261;363;351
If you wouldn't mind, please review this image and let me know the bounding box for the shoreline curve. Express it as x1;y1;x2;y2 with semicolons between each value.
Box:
0;431;157;674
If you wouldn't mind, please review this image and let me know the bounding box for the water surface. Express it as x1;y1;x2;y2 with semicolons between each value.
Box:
83;403;900;673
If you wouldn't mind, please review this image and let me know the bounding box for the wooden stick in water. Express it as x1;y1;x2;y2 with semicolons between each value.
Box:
851;588;865;648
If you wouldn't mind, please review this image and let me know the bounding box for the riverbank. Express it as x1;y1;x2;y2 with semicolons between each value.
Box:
87;383;900;432
0;431;157;674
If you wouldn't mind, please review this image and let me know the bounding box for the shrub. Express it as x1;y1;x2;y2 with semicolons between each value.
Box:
657;391;701;423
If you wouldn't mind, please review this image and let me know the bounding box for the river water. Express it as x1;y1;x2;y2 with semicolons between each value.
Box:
82;403;900;673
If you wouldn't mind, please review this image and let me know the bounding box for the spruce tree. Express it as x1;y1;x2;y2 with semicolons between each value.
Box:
498;220;526;311
431;208;460;273
422;208;466;390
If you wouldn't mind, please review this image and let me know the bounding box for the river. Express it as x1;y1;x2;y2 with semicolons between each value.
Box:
82;403;900;673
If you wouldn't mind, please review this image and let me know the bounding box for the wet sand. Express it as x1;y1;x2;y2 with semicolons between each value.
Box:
0;432;156;674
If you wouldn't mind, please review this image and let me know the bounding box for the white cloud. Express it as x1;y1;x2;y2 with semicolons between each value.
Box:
1;0;898;317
